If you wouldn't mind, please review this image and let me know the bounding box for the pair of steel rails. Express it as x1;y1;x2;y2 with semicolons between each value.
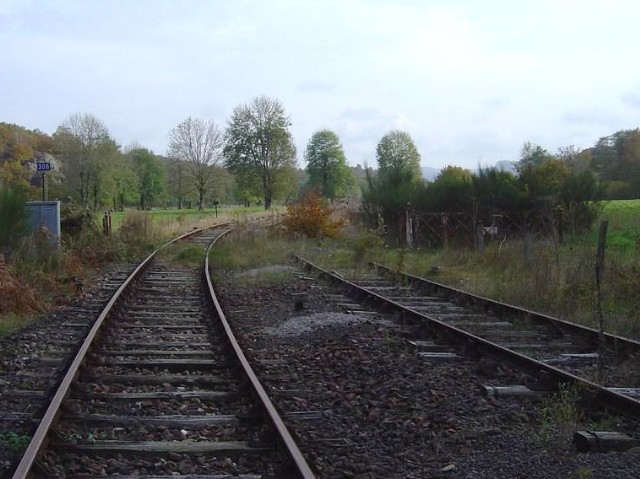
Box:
295;257;640;422
14;226;640;476
12;224;315;479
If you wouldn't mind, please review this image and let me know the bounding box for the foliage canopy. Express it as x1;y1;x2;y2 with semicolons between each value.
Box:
168;117;224;210
224;96;296;209
304;129;354;200
376;130;422;182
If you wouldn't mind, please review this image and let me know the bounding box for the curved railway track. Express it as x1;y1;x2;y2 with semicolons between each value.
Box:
7;231;640;477
296;256;640;427
0;263;139;474
9;225;314;478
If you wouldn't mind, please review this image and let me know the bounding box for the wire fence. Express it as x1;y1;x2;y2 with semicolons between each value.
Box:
432;237;640;340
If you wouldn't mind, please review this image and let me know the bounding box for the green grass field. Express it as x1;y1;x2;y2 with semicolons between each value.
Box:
597;199;640;251
106;205;282;230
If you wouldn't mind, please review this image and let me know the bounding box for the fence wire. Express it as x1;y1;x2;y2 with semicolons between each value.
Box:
430;237;640;340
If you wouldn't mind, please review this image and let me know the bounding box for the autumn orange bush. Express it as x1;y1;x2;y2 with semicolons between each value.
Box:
282;191;346;238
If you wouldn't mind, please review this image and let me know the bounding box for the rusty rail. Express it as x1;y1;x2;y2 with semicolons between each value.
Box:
12;222;234;479
205;236;316;478
371;261;640;354
296;255;640;421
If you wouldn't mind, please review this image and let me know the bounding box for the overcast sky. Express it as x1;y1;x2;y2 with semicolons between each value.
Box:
2;0;640;170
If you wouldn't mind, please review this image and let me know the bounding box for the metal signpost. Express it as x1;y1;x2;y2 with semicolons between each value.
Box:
36;162;51;200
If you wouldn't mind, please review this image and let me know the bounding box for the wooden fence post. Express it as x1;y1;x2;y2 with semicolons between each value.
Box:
405;207;413;248
523;218;531;267
595;220;608;377
476;221;484;252
442;214;448;250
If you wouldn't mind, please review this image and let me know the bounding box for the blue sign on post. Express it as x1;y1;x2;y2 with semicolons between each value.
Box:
36;162;52;171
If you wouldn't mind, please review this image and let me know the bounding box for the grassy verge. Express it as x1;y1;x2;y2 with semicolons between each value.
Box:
207;226;319;285
0;206;279;335
0;313;32;336
303;204;640;339
107;206;283;231
378;239;638;338
161;242;206;266
4;200;638;338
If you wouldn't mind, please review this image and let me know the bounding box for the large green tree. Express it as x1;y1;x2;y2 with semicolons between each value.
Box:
304;129;354;201
471;167;524;215
168;117;223;210
588;129;640;198
99;151;139;211
361;131;423;244
376;130;422;182
128;148;167;209
427;166;474;212
91;137;122;210
164;156;195;209
560;170;603;232
366;131;421;238
54;113;114;208
516;141;554;174
224;96;297;209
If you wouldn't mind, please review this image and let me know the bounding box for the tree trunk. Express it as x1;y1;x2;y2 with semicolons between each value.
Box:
93;182;99;210
263;172;272;210
198;188;205;210
85;169;93;209
80;170;87;208
323;170;328;197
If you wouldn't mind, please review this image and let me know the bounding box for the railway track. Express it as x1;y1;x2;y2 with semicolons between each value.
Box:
0;263;139;473
7;225;314;478
6;229;640;477
296;257;640;438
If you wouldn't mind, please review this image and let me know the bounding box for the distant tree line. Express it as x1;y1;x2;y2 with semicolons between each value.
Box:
0;96;357;211
361;131;640;244
1;101;640;237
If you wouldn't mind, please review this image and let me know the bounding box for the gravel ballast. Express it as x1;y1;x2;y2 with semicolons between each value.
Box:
0;264;136;477
3;260;640;478
216;266;640;479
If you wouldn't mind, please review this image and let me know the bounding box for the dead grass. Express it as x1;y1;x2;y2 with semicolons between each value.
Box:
208;227;313;272
0;209;282;335
305;231;640;340
0;254;42;318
